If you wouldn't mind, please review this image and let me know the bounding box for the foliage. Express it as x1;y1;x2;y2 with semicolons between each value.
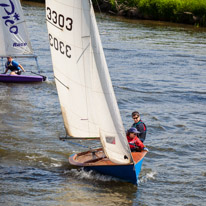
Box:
108;0;206;26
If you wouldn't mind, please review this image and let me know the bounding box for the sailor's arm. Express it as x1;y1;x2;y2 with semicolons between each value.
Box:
3;68;9;74
18;64;25;72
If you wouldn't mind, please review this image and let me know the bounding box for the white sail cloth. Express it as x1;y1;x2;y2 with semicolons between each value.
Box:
0;0;33;57
46;0;132;164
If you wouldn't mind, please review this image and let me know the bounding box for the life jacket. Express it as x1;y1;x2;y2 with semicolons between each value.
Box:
132;120;147;142
133;120;147;132
7;61;19;71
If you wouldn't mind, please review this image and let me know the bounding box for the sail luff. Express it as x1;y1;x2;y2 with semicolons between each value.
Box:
88;0;132;163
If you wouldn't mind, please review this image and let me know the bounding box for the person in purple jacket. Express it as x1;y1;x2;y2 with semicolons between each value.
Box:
3;56;25;75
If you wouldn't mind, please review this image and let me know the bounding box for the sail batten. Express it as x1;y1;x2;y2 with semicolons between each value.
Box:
46;0;132;164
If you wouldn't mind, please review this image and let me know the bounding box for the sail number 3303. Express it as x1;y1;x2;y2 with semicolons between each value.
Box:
47;7;72;58
46;7;73;31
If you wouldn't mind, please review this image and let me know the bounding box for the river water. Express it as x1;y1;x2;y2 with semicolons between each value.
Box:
0;2;206;206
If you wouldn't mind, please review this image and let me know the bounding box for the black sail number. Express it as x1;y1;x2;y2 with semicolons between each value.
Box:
49;34;71;58
66;17;73;31
47;7;73;31
47;7;52;20
52;10;57;24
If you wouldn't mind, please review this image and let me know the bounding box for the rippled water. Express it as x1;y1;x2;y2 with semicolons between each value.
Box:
0;2;206;206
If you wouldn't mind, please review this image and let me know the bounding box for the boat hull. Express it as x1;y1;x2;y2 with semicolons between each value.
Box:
0;74;45;83
69;148;147;184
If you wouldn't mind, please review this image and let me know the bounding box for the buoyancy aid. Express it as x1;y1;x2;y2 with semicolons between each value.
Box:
133;120;147;131
7;61;20;71
132;120;147;142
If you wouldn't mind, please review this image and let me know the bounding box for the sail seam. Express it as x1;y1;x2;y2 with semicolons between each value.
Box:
76;43;90;63
11;20;26;27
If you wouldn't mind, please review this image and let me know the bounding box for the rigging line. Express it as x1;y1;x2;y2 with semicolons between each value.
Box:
1;58;4;72
95;0;102;17
65;140;91;149
12;20;26;26
54;76;69;90
0;55;37;58
59;136;100;140
60;137;96;150
34;56;41;73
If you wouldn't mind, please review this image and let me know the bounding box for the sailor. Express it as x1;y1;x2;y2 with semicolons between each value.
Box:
127;127;145;152
3;56;25;75
131;111;147;143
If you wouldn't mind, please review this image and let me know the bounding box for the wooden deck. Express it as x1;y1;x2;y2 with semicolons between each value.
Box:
69;148;147;166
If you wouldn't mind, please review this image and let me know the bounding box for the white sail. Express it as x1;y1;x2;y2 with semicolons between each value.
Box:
46;0;132;164
0;0;33;57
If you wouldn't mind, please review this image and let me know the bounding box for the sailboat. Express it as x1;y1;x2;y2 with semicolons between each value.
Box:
0;0;46;83
46;0;148;184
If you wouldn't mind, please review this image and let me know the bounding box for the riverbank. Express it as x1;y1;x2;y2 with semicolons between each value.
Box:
22;0;206;27
93;0;206;27
1;3;206;206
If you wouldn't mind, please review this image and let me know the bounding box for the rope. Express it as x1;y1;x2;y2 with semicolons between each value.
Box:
95;0;102;15
59;135;98;150
34;56;41;73
1;57;4;72
66;140;91;149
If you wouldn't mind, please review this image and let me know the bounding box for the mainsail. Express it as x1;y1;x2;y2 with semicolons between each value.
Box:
0;0;33;57
46;0;132;164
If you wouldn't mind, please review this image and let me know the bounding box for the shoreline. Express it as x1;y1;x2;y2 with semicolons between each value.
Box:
22;0;206;27
92;0;206;27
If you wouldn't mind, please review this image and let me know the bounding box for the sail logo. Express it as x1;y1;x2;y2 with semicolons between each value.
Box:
0;0;20;35
13;42;27;47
